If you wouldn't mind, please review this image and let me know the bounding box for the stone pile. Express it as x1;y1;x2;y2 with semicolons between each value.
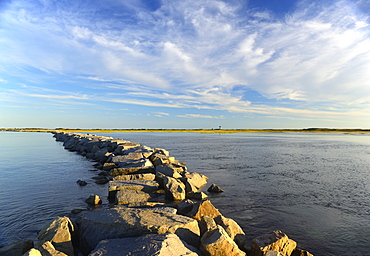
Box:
0;131;314;256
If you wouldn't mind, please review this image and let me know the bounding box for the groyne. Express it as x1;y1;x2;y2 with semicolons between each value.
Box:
0;131;314;256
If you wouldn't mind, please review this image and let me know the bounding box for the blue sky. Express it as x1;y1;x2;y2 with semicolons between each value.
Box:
1;0;370;129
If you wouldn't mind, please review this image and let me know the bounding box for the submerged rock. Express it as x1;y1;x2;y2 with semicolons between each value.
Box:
207;183;224;193
85;194;102;205
76;179;87;186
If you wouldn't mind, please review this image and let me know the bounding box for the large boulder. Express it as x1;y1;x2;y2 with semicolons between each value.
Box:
89;234;200;256
36;216;74;256
201;225;246;256
182;172;209;193
199;216;217;237
180;200;222;221
149;153;177;166
0;240;33;256
156;164;183;178
250;230;297;256
214;215;247;249
162;176;186;201
74;207;200;254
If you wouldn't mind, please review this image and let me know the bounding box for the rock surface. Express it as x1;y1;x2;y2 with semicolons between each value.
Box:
201;225;246;256
89;234;200;256
162;176;186;201
186;200;222;221
114;189;152;204
214;215;247;249
36;216;74;256
250;230;297;256
38;241;68;256
74;207;200;254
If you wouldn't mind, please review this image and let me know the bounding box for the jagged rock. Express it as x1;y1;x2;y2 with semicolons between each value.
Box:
76;179;87;186
291;248;314;256
201;225;246;256
113;142;142;154
207;183;224;193
0;239;33;256
156;164;183;178
214;215;247;249
265;251;285;256
85;194;102;205
74;207;200;254
186;192;208;200
93;148;110;163
181;199;222;221
177;199;196;214
112;173;155;181
182;172;209;193
36;216;74;256
38;241;67;256
22;248;42;256
89;234;200;256
162;176;186;201
250;230;297;256
154;148;170;156
150;153;177;166
199;216;217;237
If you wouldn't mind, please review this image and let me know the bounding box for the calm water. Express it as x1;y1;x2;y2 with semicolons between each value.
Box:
1;131;370;256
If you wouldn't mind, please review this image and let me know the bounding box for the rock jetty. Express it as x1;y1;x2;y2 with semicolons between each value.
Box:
0;131;314;256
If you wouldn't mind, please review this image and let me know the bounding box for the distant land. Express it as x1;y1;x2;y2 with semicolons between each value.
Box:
1;128;370;134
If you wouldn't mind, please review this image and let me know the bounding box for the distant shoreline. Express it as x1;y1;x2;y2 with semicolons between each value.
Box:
1;128;370;134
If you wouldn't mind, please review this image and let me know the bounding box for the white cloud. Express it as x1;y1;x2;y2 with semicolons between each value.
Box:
176;114;224;119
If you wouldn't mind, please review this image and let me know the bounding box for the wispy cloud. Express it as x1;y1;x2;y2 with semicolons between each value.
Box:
176;114;224;119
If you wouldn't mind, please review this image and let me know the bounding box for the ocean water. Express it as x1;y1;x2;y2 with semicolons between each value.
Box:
1;131;370;256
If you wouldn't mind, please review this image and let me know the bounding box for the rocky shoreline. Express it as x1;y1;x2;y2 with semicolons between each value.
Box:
0;131;314;256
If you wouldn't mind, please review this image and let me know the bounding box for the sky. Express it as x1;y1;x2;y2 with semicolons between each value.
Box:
1;0;370;129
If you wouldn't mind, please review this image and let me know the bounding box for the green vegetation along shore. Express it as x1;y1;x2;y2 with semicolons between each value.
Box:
1;128;370;134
